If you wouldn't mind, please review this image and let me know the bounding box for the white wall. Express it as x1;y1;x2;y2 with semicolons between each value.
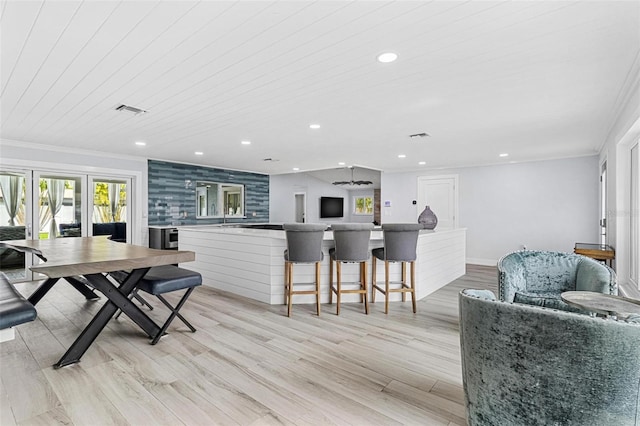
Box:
381;156;599;264
0;140;148;245
269;173;374;224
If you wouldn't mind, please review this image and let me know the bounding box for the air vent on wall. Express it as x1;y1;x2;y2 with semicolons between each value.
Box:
115;104;147;115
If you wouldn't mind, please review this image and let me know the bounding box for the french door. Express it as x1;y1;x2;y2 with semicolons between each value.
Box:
0;169;132;281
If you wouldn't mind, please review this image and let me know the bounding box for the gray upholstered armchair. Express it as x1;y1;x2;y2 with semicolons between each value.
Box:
498;250;616;311
459;289;640;426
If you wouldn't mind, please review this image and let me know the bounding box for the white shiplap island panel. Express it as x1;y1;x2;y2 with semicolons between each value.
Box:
178;226;466;305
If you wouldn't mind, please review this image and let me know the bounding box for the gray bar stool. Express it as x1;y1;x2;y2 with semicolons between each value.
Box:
283;223;327;317
329;223;374;315
371;223;423;314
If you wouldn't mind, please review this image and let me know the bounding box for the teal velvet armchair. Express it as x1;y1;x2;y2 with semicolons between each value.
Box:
459;289;640;426
498;250;616;311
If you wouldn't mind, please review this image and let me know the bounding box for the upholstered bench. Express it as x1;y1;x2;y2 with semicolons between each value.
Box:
0;272;37;342
111;265;202;344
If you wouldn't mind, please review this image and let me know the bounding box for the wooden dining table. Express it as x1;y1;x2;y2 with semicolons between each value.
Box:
0;236;195;368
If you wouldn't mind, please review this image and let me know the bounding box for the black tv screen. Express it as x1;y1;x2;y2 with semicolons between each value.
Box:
320;197;344;218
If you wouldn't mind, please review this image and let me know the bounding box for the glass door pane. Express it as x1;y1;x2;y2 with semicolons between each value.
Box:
91;178;129;243
37;175;83;240
0;171;27;280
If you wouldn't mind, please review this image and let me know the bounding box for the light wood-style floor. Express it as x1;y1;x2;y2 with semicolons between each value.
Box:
1;265;497;426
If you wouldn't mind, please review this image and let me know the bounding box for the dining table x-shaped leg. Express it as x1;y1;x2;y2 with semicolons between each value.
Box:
29;268;162;368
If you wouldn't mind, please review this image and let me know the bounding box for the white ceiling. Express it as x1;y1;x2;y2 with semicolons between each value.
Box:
1;1;639;176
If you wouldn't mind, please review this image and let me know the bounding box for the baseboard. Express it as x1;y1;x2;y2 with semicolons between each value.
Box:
619;279;640;299
0;327;15;343
466;258;497;266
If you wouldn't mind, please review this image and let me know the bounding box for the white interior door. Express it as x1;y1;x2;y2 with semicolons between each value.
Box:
417;175;458;230
294;193;306;223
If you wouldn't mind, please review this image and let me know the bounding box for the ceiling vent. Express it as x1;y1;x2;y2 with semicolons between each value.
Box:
115;104;147;115
409;132;429;138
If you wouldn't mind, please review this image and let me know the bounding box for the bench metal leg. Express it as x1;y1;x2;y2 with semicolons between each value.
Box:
134;291;154;310
114;289;154;320
151;287;197;345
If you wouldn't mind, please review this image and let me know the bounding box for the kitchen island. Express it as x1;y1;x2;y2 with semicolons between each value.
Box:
178;224;466;306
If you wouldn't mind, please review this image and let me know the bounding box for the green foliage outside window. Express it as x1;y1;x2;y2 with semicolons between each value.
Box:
354;196;373;214
94;183;127;223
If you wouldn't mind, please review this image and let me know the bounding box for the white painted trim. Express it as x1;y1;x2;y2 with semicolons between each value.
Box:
466;258;497;266
1;153;146;246
0;138;147;164
0;327;15;343
384;153;598;175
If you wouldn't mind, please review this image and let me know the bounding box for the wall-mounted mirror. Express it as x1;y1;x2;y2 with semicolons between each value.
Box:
196;181;245;218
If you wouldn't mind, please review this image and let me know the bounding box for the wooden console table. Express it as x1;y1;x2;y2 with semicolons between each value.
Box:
574;243;615;268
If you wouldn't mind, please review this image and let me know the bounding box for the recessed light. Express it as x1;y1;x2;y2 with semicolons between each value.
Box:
309;124;321;129
195;151;203;156
241;140;251;145
499;153;509;157
398;154;406;158
418;161;426;165
338;162;345;166
134;141;146;146
377;52;398;63
293;167;300;171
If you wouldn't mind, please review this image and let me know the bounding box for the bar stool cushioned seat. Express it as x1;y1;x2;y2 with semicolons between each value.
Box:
283;223;326;317
371;223;423;314
329;223;373;315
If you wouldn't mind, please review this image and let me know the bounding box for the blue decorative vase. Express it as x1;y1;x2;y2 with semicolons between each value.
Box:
418;205;438;230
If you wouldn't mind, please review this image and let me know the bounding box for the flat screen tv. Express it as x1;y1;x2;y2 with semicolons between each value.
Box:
320;196;344;218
